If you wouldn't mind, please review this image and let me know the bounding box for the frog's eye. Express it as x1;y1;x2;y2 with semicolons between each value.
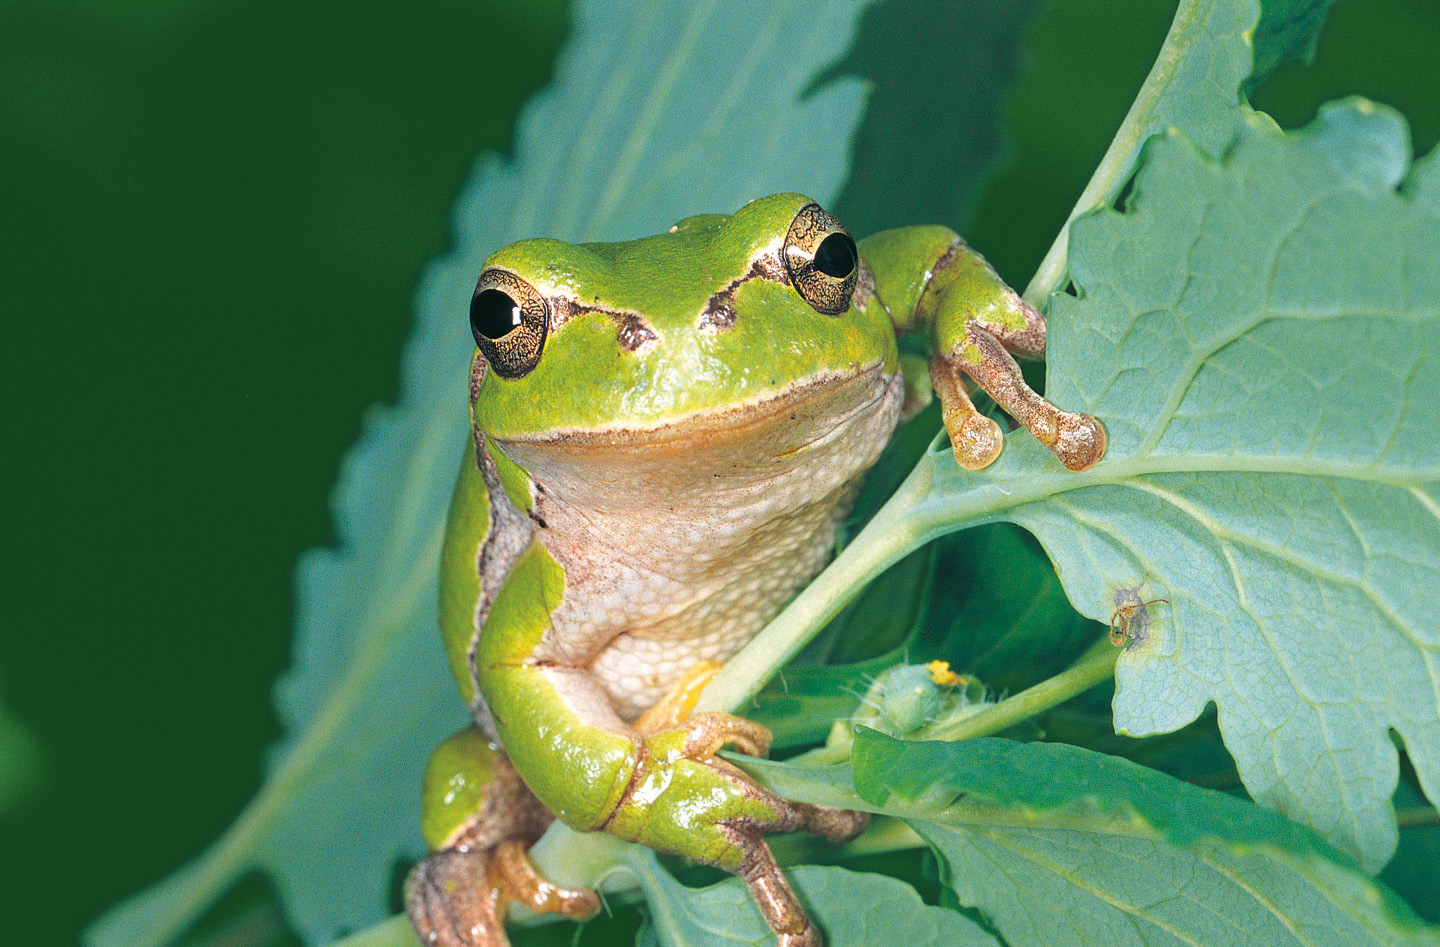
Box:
783;204;858;315
470;269;549;379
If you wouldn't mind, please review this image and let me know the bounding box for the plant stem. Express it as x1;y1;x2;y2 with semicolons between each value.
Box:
923;638;1120;742
695;458;937;715
1023;0;1207;306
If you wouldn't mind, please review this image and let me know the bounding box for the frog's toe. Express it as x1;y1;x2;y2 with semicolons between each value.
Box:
406;842;599;947
786;799;870;844
727;818;830;947
944;409;1004;470
1053;410;1106;471
724;763;870;846
679;710;773;758
406;847;506;947
491;838;601;920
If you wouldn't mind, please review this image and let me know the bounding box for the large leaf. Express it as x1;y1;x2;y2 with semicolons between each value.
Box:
771;98;1439;873
85;1;877;944
1034;100;1440;872
848;731;1440;947
1022;0;1332;301
695;0;1326;712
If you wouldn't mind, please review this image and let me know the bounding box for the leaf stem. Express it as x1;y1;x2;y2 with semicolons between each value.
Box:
923;637;1120;742
1022;0;1208;306
695;457;939;714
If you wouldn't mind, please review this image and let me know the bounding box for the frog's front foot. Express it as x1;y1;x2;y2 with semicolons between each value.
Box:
931;329;1107;472
719;762;870;947
622;711;869;947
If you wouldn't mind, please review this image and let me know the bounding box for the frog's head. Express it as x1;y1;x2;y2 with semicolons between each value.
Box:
467;193;899;440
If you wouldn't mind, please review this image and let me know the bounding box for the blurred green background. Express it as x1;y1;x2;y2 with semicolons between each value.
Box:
3;1;1437;945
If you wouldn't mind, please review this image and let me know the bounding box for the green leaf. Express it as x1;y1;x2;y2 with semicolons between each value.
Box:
1022;0;1337;304
629;851;998;947
704;94;1440;877
1028;99;1440;873
693;0;1340;719
85;2;876;944
852;730;1440;947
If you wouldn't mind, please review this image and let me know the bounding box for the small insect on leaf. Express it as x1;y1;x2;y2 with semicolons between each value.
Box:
1109;588;1169;651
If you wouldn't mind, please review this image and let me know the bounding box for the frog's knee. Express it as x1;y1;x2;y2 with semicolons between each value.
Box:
420;726;555;853
420;727;500;850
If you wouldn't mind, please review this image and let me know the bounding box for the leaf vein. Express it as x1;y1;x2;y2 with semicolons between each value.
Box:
1124;478;1426;653
965;826;1256;947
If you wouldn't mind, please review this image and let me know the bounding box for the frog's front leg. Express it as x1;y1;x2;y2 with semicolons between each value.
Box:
860;227;1106;471
596;703;868;947
928;271;1105;471
626;668;870;944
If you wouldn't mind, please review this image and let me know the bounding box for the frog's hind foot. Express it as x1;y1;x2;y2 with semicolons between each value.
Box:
719;787;869;947
406;747;599;947
406;842;600;947
406;846;506;947
705;756;868;947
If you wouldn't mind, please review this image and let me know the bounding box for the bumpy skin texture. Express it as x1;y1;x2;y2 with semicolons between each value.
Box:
407;194;1104;947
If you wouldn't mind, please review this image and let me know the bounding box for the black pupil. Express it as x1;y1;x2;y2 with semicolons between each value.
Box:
471;288;523;341
813;232;857;278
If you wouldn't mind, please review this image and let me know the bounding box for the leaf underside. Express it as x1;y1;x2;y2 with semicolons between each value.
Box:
1025;100;1440;873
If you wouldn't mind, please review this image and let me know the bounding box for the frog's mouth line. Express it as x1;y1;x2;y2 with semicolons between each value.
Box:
497;357;896;452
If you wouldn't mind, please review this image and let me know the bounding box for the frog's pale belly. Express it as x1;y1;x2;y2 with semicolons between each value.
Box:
493;361;903;719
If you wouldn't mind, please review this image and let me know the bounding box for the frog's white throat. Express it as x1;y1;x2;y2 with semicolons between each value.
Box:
492;359;904;719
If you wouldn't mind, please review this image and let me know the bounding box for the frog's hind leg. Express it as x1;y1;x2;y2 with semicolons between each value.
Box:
406;737;600;947
620;710;867;947
406;843;506;947
707;752;869;947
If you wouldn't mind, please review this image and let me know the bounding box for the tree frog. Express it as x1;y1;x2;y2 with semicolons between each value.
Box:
405;194;1104;947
